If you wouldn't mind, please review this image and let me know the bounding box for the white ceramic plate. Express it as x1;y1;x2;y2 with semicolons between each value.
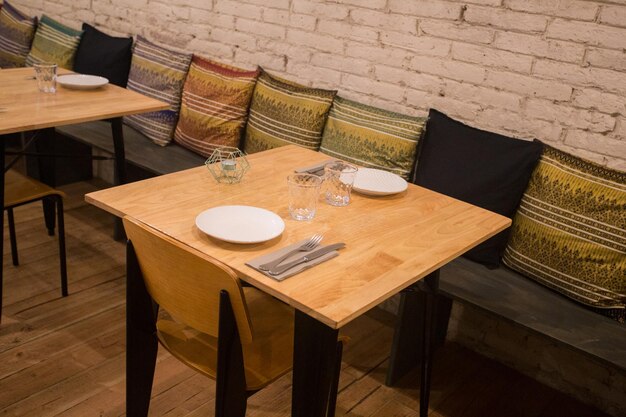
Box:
195;205;285;244
57;74;109;90
353;168;408;196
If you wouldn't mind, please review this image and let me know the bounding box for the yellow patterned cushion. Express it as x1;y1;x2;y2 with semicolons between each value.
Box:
319;97;425;180
503;145;626;323
174;55;259;156
243;70;336;154
25;15;82;69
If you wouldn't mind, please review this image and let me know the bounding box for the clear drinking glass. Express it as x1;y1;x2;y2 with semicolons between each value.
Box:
33;63;57;93
324;162;358;206
288;173;322;221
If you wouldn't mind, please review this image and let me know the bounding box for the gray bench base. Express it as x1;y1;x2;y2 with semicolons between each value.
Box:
387;257;625;384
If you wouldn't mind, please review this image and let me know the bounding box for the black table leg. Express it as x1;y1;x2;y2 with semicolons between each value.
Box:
0;138;5;322
110;118;126;240
35;128;57;236
419;271;439;417
292;310;340;417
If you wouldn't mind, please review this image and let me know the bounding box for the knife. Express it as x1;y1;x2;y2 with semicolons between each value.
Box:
268;243;345;276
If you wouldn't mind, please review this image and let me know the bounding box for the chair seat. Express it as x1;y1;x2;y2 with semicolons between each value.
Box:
157;286;295;391
5;170;65;207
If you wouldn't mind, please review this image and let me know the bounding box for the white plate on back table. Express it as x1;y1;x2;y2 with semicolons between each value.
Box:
353;168;408;196
195;205;285;244
57;74;109;90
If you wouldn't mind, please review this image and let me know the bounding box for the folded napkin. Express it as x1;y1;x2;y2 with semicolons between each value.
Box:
246;239;340;281
294;159;338;176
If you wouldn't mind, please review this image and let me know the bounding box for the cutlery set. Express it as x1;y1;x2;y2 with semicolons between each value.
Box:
258;234;345;276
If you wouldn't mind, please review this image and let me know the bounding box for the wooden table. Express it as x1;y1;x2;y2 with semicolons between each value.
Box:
86;145;511;416
0;67;168;320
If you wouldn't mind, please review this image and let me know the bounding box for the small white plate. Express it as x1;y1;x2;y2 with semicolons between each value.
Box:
57;74;109;90
195;205;285;244
353;168;408;196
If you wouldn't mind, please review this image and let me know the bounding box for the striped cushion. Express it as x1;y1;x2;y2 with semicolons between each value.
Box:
25;15;82;69
320;97;425;180
174;55;258;156
243;69;336;154
503;145;626;323
0;1;37;68
124;36;191;146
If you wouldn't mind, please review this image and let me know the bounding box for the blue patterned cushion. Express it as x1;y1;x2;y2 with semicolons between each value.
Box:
25;15;82;69
0;1;37;68
123;36;192;146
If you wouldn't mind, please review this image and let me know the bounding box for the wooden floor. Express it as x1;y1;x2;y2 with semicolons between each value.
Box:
0;180;609;417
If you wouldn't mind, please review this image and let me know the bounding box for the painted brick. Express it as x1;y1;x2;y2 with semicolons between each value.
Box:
475;108;563;142
420;20;494;44
505;0;599;21
350;9;417;34
292;0;350;20
317;19;379;42
571;88;626;115
211;28;257;50
408;56;486;84
187;39;234;60
525;99;616;134
166;0;212;11
464;5;549;32
443;80;523;111
585;48;626;72
258;39;313;63
485;70;572;101
381;33;451;57
493;31;584;64
234;49;286;72
188;10;234;28
598;5;626;28
240;0;290;9
312;53;372;77
547;19;626;51
235;18;285;39
374;65;443;94
451;43;533;73
286;62;343;86
213;0;262;20
387;0;463;20
341;74;406;103
565;130;626;158
334;0;387;9
407;91;482;120
534;59;626;96
344;42;412;64
286;29;344;54
614;118;626;139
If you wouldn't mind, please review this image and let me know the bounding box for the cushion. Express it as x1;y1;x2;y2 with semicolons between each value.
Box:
0;1;37;68
124;36;192;146
243;69;336;154
73;23;133;87
174;55;259;156
415;109;543;267
319;96;425;180
503;145;626;323
25;15;82;69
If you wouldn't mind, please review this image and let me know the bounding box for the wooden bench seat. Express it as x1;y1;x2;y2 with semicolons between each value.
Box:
56;120;206;176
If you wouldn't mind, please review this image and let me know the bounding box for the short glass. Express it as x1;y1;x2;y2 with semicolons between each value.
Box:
324;162;358;206
34;63;57;93
288;173;322;221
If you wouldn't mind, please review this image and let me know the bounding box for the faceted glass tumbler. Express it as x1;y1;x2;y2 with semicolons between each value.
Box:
288;173;322;221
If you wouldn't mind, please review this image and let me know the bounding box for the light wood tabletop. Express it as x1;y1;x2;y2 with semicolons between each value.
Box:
86;145;511;329
0;67;168;135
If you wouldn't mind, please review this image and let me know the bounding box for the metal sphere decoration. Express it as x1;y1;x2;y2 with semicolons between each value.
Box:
205;146;250;184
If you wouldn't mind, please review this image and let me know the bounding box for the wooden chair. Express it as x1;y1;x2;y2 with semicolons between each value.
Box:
123;216;343;417
4;170;68;295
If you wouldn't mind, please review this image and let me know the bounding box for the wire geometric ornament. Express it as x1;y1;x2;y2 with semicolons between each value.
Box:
205;146;250;184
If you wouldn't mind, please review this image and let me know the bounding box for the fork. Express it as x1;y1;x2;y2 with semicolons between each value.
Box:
258;234;323;271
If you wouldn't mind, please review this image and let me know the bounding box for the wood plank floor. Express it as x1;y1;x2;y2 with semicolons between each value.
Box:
0;180;609;417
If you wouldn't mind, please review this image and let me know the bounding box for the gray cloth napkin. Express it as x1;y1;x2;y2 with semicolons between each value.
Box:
246;239;340;281
294;159;338;176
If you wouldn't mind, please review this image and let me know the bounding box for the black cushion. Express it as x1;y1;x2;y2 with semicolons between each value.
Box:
414;109;543;267
73;23;132;87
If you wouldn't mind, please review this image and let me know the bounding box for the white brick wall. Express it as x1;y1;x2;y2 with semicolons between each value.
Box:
10;0;625;171
9;0;626;414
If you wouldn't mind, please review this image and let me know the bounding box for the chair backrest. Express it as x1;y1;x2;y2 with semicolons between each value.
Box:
123;216;254;344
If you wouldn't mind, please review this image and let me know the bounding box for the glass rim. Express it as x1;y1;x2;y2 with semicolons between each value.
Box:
33;62;58;68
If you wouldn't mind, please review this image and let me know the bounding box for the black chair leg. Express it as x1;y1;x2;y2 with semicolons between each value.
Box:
7;208;19;266
56;196;68;297
327;340;344;417
126;242;158;417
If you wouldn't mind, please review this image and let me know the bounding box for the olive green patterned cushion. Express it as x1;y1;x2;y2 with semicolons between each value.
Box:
503;145;626;323
25;15;82;69
243;69;336;154
0;1;37;68
319;97;425;180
